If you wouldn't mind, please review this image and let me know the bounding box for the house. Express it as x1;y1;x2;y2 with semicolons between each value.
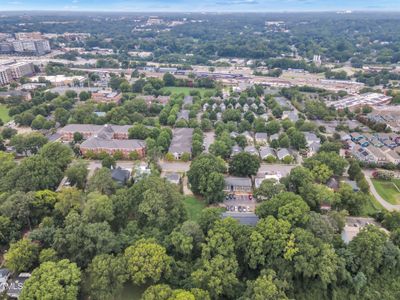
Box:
231;145;243;156
168;128;194;160
276;148;291;160
221;212;259;226
7;273;31;299
203;103;209;111
269;133;279;142
163;172;181;185
241;131;254;144
254;132;268;145
282;110;299;122
111;167;131;185
304;132;320;146
308;142;321;157
224;176;252;193
326;177;340;191
220;103;226;111
243;103;249;112
244;146;258;156
259;146;276;160
177;110;190;122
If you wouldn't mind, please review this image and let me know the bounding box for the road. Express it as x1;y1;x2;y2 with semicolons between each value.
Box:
362;170;400;211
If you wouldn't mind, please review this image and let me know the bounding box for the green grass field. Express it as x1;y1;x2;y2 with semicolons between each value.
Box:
183;196;206;221
0;104;11;123
161;86;215;96
362;193;386;216
371;179;400;205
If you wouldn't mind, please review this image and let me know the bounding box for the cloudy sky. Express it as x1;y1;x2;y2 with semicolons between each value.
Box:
1;0;399;12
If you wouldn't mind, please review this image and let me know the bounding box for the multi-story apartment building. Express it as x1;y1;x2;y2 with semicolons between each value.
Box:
0;62;35;86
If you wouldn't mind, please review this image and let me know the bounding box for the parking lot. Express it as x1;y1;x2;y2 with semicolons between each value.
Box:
223;193;256;212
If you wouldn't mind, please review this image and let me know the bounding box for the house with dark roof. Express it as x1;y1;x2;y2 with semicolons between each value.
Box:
111;167;131;185
276;148;291;160
177;110;190;121
162;172;181;185
183;95;193;106
254;132;268;145
259;146;276;160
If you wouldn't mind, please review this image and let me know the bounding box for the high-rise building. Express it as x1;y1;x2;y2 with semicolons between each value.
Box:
15;32;43;40
0;67;12;86
12;39;51;55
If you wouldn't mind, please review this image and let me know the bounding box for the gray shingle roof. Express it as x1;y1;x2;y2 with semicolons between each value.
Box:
81;137;145;150
168;128;194;154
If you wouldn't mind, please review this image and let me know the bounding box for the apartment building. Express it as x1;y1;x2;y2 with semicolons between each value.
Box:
0;62;35;86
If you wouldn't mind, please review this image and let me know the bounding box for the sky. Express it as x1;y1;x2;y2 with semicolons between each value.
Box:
1;0;400;12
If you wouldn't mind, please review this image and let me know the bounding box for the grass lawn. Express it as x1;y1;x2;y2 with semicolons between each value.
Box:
0;104;11;123
371;178;400;205
183;196;206;221
362;194;386;216
161;86;215;96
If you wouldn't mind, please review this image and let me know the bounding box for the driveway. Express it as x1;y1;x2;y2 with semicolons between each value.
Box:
159;161;191;173
363;170;400;211
203;131;215;153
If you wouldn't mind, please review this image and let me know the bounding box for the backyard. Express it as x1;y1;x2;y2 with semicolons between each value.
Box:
0;104;11;123
371;178;400;205
183;196;206;221
161;86;215;96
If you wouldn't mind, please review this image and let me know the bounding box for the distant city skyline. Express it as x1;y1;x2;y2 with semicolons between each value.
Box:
1;0;400;12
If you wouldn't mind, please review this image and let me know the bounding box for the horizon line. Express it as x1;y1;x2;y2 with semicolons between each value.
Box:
1;9;400;13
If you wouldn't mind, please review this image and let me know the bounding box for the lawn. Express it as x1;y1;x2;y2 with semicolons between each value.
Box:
0;104;11;123
362;194;386;216
183;196;206;221
161;86;215;97
371;178;400;205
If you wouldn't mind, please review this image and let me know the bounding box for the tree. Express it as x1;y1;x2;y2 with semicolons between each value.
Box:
53;211;117;267
246;216;295;270
256;192;310;226
66;160;89;189
163;73;176;86
348;160;362;180
79;91;91;101
83;192;114;223
87;168;115;195
336;184;366;215
73;132;83;143
289;130;307;150
242;270;289;300
311;163;333;184
187;154;226;203
10;132;48;156
86;254;128;300
4;155;64;192
5;238;39;273
20;259;81;300
229;152;260;177
55;187;84;216
254;179;286;201
124;239;172;285
130;176;187;232
347;225;393;277
38;142;73;170
39;248;57;263
101;154;116;169
304;151;348;176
